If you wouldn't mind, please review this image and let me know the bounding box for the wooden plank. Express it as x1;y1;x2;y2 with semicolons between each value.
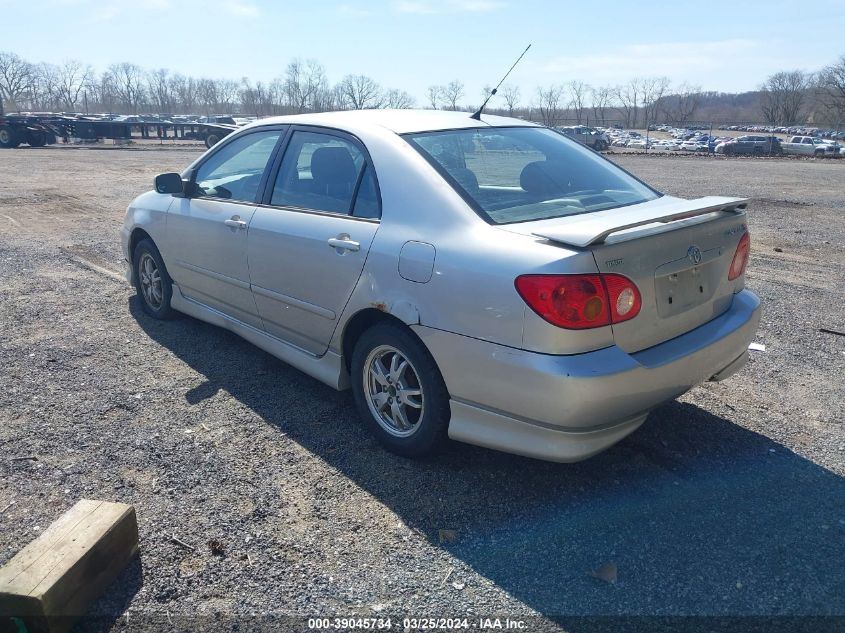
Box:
0;500;138;633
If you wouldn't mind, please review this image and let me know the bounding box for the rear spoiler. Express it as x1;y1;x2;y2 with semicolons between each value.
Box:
533;196;749;248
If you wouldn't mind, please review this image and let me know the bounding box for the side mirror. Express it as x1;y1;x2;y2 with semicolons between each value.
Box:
154;172;184;195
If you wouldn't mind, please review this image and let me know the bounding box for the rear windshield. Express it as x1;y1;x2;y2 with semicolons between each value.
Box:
405;127;659;224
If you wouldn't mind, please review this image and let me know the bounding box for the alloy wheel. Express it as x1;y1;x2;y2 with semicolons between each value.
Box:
363;345;425;437
138;252;163;310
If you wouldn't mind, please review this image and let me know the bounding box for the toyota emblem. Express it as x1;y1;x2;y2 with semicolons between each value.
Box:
687;245;702;265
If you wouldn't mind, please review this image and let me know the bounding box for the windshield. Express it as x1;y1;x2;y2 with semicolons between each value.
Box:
405;127;659;224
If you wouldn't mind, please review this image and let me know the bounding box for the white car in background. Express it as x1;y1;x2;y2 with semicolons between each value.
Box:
655;140;681;151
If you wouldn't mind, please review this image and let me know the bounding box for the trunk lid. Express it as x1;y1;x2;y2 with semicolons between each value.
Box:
509;195;750;353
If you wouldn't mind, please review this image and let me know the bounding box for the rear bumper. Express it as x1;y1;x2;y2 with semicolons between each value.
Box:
414;289;761;462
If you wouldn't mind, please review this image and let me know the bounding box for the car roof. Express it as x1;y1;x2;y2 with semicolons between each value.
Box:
248;109;538;135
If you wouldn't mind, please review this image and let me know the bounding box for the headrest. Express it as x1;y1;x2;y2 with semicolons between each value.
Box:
311;146;357;185
520;160;570;196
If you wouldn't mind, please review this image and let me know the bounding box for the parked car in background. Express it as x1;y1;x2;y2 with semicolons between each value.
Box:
198;115;238;125
557;125;610;151
781;136;839;157
679;137;714;152
716;135;782;155
821;140;842;156
652;140;680;151
122;110;759;463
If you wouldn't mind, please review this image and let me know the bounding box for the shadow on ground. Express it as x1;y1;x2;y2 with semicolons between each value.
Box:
128;298;845;627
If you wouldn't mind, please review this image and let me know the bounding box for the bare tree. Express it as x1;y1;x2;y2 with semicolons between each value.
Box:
281;58;326;113
817;55;845;123
239;77;258;115
55;60;92;111
442;80;464;111
169;74;197;113
640;76;670;127
338;74;383;109
0;51;32;112
109;62;145;113
500;84;520;116
35;63;62;111
384;88;414;109
614;78;641;128
568;80;590;124
147;68;172;113
426;85;442;109
535;85;564;127
256;81;276;115
590;85;613;126
217;79;239;113
90;70;118;113
310;80;337;113
196;78;219;114
760;70;809;125
663;83;702;125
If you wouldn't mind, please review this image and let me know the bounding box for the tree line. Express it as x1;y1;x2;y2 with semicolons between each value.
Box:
1;50;843;128
0;55;416;117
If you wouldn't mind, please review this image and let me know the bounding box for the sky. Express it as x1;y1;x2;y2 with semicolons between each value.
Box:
3;0;844;106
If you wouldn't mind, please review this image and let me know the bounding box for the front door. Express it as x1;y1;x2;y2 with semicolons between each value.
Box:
247;128;381;355
165;128;283;328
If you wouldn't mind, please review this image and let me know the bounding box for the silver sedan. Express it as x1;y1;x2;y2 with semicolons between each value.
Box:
121;110;760;462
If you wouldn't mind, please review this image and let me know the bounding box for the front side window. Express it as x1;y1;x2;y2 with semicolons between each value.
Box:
405;127;659;224
195;130;282;202
271;130;378;217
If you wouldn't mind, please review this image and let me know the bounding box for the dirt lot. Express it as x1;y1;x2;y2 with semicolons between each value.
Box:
0;147;843;632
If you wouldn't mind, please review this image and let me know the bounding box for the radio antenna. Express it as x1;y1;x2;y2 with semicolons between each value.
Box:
470;43;531;121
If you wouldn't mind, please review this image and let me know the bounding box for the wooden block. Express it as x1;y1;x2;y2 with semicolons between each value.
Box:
0;500;138;633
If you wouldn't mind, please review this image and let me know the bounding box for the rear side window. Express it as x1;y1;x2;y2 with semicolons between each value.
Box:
352;164;379;219
271;130;379;217
195;130;282;202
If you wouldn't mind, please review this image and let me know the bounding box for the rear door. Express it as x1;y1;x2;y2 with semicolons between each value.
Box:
166;127;285;328
247;127;381;355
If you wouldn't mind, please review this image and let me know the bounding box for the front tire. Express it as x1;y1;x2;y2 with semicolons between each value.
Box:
132;239;175;319
205;133;220;148
351;323;450;457
0;126;19;148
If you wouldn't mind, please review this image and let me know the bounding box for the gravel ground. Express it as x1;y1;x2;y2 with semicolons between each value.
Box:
0;148;843;633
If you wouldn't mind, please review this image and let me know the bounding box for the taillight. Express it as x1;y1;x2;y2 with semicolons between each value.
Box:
602;273;643;323
515;273;641;330
728;232;750;280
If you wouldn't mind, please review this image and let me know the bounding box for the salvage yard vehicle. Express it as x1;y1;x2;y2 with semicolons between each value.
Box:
716;135;782;155
0;115;57;148
557;125;610;151
781;136;839;157
121;110;760;462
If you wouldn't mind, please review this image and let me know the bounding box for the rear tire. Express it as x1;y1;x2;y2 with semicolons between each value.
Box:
205;133;220;148
132;239;175;319
351;323;450;458
26;131;47;147
0;126;19;149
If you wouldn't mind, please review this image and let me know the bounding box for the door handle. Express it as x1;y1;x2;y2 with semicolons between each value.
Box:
224;216;247;229
327;235;360;253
